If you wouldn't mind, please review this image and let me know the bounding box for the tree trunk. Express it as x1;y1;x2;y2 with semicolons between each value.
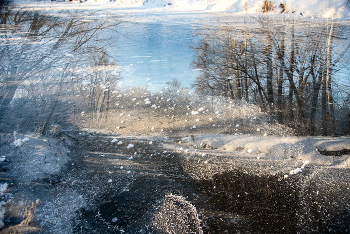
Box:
288;22;296;126
325;22;335;135
309;55;323;136
265;31;274;109
277;26;285;123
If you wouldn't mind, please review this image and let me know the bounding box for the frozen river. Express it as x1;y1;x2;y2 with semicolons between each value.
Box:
1;2;350;233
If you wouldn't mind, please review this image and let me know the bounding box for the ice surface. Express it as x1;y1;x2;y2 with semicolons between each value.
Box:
153;193;202;234
3;134;70;183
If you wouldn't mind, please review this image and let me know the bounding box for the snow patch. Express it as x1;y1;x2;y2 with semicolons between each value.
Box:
0;183;8;229
289;160;309;176
127;144;134;149
111;138;118;143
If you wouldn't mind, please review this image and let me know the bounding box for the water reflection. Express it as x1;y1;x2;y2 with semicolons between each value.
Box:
192;15;350;136
114;20;199;89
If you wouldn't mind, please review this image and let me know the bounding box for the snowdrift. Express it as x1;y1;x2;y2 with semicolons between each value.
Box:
163;134;350;180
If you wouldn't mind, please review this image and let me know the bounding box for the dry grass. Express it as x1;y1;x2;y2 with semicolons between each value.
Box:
71;87;295;137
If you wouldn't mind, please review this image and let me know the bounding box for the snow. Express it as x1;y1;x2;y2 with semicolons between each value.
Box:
11;136;30;147
111;138;118;143
26;0;350;18
289;160;309;176
127;143;134;149
2;134;70;183
315;138;350;152
12;0;349;19
0;183;9;228
167;134;350;180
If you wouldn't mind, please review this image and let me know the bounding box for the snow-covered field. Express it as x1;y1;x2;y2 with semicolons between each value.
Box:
17;0;350;18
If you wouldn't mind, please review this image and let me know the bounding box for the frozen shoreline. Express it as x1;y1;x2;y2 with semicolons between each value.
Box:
0;130;350;233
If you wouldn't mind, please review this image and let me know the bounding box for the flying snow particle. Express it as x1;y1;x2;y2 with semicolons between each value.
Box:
191;111;199;115
112;217;118;223
22;137;29;142
111;138;118;143
198;107;206;112
149;141;153;145
108;179;112;183
144;98;151;105
127;144;134;149
289;168;302;175
117;141;123;145
12;139;23;147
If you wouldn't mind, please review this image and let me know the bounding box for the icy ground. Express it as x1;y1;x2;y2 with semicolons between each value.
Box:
0;130;350;233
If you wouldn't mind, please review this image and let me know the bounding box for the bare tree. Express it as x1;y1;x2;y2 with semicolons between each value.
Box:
191;15;350;136
0;6;121;127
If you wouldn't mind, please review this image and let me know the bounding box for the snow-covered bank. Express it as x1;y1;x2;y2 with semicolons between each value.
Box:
0;133;70;232
16;0;350;18
2;133;70;183
163;134;350;180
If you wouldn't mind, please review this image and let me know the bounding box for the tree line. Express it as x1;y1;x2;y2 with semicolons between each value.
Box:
192;16;350;136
